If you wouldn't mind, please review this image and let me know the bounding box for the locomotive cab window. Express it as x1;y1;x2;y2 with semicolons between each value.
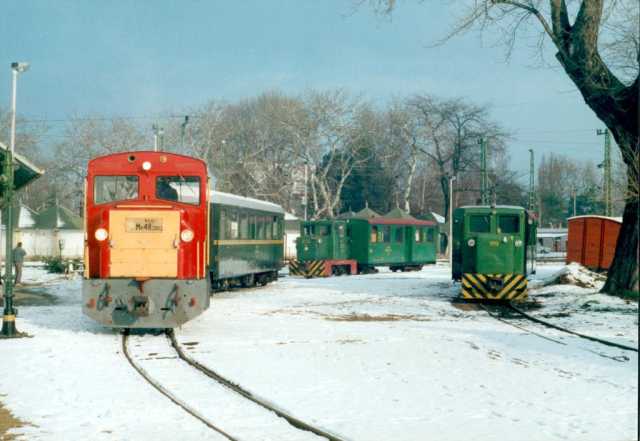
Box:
371;226;379;243
94;176;139;204
469;215;491;233
498;215;520;234
156;176;201;205
382;225;391;243
319;225;331;236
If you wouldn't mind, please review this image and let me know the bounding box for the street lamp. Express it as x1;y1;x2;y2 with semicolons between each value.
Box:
1;61;29;338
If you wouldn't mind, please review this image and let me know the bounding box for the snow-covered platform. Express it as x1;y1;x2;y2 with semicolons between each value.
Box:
0;263;637;440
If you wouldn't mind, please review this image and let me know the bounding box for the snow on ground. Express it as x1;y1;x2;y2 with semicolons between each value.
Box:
0;263;637;441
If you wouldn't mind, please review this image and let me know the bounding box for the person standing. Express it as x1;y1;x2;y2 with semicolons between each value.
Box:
13;242;27;285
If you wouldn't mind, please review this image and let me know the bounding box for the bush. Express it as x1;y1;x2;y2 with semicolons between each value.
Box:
43;256;67;273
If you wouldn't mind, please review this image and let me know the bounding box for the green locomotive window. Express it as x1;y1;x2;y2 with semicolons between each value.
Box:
469;215;491;233
498;215;519;234
319;225;331;236
94;175;139;204
415;230;421;242
371;226;378;243
395;228;403;243
156;176;200;205
304;224;315;236
338;224;345;237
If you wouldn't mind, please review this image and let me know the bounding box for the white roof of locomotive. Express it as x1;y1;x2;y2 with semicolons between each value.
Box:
210;190;284;214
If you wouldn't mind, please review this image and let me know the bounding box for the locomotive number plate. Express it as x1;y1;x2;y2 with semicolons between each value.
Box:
125;218;163;233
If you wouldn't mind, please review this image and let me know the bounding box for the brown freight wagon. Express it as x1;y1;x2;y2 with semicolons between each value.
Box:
566;215;622;270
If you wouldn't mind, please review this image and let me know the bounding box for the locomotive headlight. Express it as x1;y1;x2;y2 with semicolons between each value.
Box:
142;161;152;171
180;229;194;242
95;228;109;241
515;239;523;247
467;239;476;247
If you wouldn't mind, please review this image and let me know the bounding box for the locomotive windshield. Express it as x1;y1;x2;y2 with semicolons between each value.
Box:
469;215;491;233
156;176;201;205
498;215;520;233
94;175;139;204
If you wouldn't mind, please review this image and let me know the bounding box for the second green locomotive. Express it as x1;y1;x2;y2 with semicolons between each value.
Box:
291;211;438;277
452;205;536;301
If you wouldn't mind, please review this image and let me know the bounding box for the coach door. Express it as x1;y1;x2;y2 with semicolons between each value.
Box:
109;210;180;277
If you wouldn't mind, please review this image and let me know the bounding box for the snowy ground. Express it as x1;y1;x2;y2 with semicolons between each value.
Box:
0;263;637;441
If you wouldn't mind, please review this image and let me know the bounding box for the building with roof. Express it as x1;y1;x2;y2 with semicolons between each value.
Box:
1;201;84;259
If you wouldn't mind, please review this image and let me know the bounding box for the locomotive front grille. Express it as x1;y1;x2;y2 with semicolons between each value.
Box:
109;210;180;277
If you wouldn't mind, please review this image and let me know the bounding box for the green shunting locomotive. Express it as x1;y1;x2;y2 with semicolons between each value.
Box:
452;205;537;301
291;209;439;277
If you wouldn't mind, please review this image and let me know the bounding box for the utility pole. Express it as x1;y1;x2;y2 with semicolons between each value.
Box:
2;62;29;339
152;124;164;152
528;149;535;212
597;129;612;216
479;138;488;204
180;116;189;151
303;162;308;221
448;175;456;268
572;187;577;217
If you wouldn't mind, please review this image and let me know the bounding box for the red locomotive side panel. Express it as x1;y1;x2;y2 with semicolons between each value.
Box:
567;215;621;271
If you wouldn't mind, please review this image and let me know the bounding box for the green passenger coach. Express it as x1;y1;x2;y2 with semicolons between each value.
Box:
452;205;537;301
348;217;438;273
209;191;284;289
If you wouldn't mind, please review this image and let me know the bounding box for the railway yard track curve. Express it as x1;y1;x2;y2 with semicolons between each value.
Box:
122;329;348;441
477;302;637;361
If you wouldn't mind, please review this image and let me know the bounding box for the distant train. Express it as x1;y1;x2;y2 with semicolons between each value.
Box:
82;151;283;328
290;212;438;277
452;205;537;301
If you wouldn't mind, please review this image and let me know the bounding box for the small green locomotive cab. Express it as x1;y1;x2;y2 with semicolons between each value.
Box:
452;205;536;301
291;220;356;277
349;217;438;273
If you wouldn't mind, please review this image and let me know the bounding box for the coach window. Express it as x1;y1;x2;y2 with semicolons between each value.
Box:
427;228;435;242
395;227;403;243
498;215;519;234
382;225;391;243
265;217;272;239
239;213;249;239
469;215;491;233
371;226;378;243
249;216;256;239
94;176;139;204
156;176;200;205
273;217;280;238
415;229;421;242
229;210;239;239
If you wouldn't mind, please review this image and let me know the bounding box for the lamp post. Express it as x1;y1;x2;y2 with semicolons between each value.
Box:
2;61;29;338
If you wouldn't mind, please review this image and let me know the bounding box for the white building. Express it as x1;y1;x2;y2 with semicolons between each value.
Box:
1;202;84;259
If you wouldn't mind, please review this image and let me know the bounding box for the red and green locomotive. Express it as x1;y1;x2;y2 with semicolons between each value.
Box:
452;205;537;301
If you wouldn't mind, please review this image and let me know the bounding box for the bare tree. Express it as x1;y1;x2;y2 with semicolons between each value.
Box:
371;0;639;293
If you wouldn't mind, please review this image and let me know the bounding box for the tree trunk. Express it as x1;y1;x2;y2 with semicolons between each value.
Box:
601;172;639;294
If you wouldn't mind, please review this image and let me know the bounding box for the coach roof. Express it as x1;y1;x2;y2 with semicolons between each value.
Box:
211;190;284;214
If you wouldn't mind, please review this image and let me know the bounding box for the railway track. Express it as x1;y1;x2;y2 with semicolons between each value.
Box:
122;330;347;441
478;303;638;361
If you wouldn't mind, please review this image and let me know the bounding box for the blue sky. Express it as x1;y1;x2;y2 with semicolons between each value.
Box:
1;0;607;183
